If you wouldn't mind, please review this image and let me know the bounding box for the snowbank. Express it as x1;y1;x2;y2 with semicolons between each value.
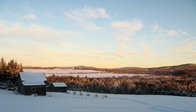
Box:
0;90;195;112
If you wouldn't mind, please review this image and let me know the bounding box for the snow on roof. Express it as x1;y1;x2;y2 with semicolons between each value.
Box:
52;82;67;87
19;72;47;86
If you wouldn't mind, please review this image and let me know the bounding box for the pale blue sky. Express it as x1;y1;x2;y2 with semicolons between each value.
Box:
0;0;195;67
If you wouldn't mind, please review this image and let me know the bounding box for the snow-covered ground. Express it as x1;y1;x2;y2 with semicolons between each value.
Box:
0;90;195;112
24;68;148;78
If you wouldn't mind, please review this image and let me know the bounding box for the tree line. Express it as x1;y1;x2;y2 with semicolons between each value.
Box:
0;57;23;83
47;75;196;97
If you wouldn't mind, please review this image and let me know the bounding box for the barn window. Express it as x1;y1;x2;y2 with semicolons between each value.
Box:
31;87;36;92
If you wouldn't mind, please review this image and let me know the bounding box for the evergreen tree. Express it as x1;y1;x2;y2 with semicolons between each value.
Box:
0;57;7;74
19;63;23;72
6;59;21;75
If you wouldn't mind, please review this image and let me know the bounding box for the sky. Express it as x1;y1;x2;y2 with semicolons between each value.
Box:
0;0;195;68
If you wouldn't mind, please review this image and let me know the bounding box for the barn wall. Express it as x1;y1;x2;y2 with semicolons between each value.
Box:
47;85;67;92
23;86;46;95
56;87;67;92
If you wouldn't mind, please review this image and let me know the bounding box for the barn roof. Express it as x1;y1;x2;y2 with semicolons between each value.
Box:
52;82;67;87
19;72;47;86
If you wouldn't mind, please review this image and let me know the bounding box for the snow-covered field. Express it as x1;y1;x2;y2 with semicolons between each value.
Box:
24;69;148;78
0;90;195;112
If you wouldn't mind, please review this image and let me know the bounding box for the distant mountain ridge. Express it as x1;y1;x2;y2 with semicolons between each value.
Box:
73;64;196;76
24;64;196;76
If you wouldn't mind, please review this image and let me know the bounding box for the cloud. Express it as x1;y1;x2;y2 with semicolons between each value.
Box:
64;6;109;31
81;21;102;31
0;20;76;41
152;24;188;36
90;46;152;60
111;20;143;30
64;6;109;20
127;44;153;58
111;19;143;49
23;13;36;20
90;49;127;59
7;10;37;20
170;38;196;57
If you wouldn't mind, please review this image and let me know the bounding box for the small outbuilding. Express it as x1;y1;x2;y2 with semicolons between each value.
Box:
47;82;67;92
18;72;47;95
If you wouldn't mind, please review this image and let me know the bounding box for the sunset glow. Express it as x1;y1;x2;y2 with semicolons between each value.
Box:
0;0;195;68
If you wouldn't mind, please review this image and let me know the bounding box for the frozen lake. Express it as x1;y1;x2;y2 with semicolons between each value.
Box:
24;68;148;78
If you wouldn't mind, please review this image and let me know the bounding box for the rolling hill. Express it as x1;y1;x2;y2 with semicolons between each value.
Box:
24;64;196;76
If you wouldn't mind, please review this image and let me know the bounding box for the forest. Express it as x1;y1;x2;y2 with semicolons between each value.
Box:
47;75;196;97
0;57;23;89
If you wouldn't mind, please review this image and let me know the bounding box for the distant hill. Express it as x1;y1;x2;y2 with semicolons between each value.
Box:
73;64;196;77
24;64;196;77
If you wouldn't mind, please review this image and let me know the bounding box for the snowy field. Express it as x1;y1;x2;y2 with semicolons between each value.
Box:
0;90;195;112
24;68;148;78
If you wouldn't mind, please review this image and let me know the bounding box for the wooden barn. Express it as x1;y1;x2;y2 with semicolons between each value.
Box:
18;72;47;95
47;82;67;92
